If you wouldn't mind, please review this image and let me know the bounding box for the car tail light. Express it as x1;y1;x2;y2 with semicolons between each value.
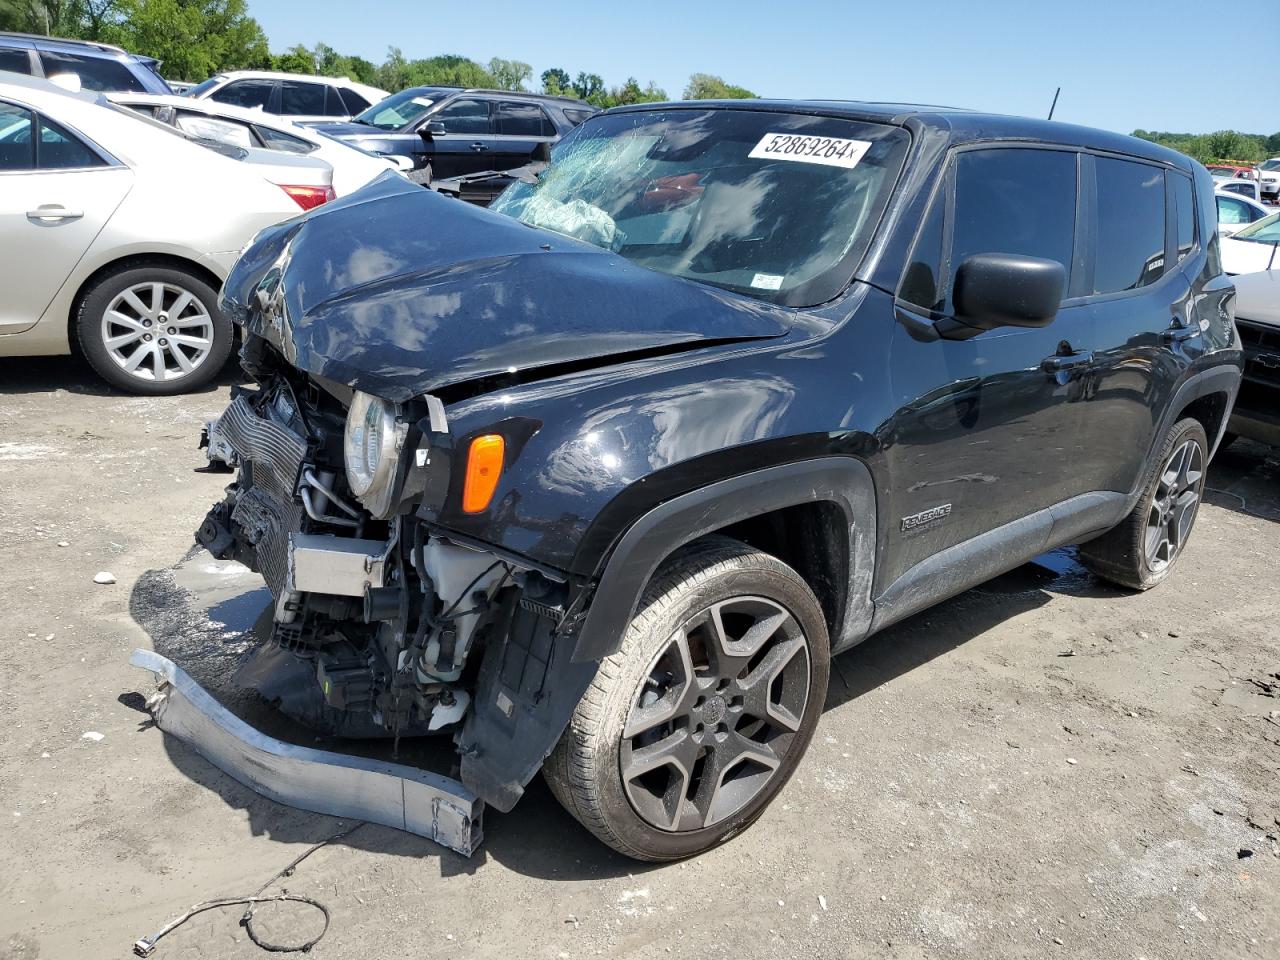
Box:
280;184;336;211
462;434;505;513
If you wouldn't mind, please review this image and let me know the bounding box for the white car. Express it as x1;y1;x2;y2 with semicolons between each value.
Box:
0;73;310;394
1220;211;1280;275
1224;269;1280;447
109;92;405;196
1215;177;1262;202
1259;157;1279;202
1215;190;1273;237
184;71;388;123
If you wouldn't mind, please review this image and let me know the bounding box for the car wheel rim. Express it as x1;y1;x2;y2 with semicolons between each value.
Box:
619;596;811;833
1144;437;1204;572
101;281;213;383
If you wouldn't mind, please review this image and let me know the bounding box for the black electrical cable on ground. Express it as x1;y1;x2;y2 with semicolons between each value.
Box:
132;821;366;957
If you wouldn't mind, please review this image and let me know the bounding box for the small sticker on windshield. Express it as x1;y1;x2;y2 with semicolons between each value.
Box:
751;273;784;291
411;97;435;108
749;133;873;169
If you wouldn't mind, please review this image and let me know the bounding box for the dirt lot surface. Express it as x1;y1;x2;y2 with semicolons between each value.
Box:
2;355;1278;960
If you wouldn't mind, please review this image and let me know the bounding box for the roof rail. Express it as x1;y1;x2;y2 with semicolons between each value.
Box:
458;87;591;104
0;31;128;54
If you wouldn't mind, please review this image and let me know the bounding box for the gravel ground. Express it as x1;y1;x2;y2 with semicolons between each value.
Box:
1;355;1277;960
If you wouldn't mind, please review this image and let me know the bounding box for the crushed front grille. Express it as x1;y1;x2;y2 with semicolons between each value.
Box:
1238;319;1280;390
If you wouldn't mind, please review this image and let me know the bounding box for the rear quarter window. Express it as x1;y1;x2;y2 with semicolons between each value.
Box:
1171;172;1195;261
39;50;145;92
338;87;371;115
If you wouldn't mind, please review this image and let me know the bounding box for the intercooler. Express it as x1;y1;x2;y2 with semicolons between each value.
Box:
212;392;308;596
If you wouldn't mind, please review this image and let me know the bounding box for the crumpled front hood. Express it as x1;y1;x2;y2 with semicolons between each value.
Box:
220;172;793;402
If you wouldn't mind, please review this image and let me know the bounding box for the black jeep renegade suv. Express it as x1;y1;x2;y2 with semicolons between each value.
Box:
198;100;1242;860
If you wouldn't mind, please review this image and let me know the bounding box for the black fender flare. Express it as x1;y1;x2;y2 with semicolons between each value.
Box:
1157;362;1242;465
571;457;878;661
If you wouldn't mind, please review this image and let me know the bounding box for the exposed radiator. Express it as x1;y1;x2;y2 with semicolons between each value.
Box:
213;393;308;596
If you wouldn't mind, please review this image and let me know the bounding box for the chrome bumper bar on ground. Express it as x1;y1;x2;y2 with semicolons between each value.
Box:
129;649;484;857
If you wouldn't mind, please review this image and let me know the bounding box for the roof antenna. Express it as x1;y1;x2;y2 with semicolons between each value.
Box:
1047;87;1061;121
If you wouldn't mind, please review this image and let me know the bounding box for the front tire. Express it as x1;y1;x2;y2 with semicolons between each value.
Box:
76;265;231;396
1079;417;1208;590
544;536;829;861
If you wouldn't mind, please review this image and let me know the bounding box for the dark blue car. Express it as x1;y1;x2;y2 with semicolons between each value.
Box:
0;32;171;94
310;86;595;182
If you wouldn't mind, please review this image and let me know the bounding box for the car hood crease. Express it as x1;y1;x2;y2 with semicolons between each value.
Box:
220;172;795;402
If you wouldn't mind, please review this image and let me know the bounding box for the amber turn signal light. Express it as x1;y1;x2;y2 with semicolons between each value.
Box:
462;434;505;513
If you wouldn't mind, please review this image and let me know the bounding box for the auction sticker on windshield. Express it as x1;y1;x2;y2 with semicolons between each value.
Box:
749;133;873;169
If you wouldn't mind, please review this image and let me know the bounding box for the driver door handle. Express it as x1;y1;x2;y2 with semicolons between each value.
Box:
469;142;488;152
1040;349;1094;373
27;204;83;222
1041;348;1094;384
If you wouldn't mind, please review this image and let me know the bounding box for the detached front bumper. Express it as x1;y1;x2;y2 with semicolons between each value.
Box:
130;648;484;856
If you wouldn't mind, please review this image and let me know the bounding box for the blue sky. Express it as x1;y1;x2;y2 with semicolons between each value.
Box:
250;0;1266;136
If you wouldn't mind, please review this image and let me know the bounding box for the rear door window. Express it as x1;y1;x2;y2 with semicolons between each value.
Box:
39;51;144;92
0;47;32;75
495;101;554;136
280;80;326;116
211;78;274;109
900;147;1077;314
433;97;490;134
1092;157;1167;294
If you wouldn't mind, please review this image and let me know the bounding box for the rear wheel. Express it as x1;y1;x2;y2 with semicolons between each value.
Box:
544;536;829;861
1079;417;1208;590
77;265;231;395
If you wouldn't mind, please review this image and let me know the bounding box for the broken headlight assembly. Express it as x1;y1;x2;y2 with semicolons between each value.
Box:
343;391;408;518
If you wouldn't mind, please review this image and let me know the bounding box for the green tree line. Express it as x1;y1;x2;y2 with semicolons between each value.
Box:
0;0;758;106
1132;129;1280;164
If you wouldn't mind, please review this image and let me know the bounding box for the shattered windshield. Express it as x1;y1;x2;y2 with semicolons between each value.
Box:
491;108;909;305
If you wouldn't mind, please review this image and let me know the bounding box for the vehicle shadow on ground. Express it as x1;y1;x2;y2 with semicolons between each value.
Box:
123;545;1125;885
1205;439;1280;522
0;354;244;397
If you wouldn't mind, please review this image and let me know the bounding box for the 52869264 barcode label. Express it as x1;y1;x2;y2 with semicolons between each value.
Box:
748;133;873;169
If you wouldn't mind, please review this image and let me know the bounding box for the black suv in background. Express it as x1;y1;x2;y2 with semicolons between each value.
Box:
200;101;1242;861
0;32;171;93
311;86;595;181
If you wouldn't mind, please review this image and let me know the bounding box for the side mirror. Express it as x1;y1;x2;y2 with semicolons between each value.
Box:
47;72;82;93
532;140;552;163
953;253;1065;331
422;120;446;138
